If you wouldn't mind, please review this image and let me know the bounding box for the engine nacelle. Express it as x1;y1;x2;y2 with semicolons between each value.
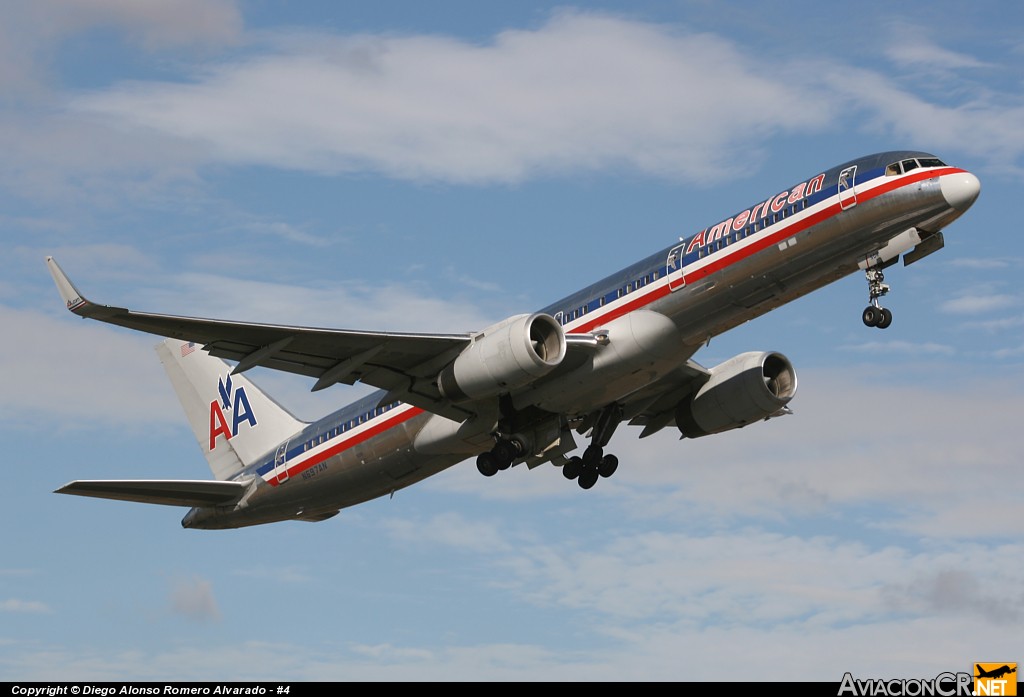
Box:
676;351;797;438
438;313;566;402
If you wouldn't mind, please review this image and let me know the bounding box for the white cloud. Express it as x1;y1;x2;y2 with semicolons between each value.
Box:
947;258;1016;270
0;569;37;577
426;369;1024;541
0;1;240;99
839;340;955;356
492;530;1024;629
884;31;991;71
0;9;1019;206
992;343;1024;359
132;271;498;333
46;0;242;50
383;511;514;555
0;599;52;614
941;293;1017;314
3;573;1020;680
0;304;178;427
962;315;1024;333
71;12;834;185
169;575;220;623
827;64;1024;172
0;259;497;425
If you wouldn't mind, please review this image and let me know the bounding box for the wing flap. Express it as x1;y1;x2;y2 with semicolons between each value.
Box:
55;479;248;507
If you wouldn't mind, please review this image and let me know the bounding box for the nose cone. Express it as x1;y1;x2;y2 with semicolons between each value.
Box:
940;171;981;212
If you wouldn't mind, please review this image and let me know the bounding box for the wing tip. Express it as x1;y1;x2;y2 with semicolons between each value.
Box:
45;256;89;313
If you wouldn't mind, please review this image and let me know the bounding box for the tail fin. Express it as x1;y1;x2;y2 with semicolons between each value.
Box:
156;339;306;480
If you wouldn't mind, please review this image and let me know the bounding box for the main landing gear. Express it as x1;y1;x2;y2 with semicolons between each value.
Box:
562;403;622;490
862;267;893;329
476;438;522;477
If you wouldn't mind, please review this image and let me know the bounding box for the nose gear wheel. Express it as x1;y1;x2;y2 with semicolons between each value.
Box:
862;267;893;329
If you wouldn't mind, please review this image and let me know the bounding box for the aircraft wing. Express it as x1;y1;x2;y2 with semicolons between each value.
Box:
55;479;248;507
47;257;476;420
619;359;711;438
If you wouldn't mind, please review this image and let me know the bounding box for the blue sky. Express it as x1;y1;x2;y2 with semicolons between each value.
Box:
2;0;1022;682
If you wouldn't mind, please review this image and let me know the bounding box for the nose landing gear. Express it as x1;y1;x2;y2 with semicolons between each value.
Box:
862;267;893;329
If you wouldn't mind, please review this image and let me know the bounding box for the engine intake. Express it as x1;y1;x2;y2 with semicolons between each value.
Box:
676;351;797;438
439;313;566;402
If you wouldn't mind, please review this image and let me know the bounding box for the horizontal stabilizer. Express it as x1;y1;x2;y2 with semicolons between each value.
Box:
55;479;248;507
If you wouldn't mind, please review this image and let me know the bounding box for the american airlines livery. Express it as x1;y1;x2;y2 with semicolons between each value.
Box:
47;151;980;529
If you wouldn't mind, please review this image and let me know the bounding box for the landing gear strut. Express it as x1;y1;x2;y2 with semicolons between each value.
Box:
862;267;893;329
561;403;621;490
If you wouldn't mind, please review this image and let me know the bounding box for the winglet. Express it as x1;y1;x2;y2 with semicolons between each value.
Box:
45;256;89;314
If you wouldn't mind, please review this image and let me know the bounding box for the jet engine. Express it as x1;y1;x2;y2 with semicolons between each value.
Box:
676;351;797;438
438;313;566;402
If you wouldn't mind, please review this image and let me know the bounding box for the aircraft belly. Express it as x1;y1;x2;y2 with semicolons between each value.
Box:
527;309;691;414
196;412;471;528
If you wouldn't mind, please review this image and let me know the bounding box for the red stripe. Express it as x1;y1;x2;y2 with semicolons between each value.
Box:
566;167;963;331
573;285;670;334
270;166;965;484
268;406;425;486
687;168;963;283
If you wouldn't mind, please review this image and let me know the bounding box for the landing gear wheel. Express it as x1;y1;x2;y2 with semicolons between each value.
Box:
492;440;518;465
476;452;498;477
582;445;603;468
598;454;619;478
862;266;892;329
578;467;599;490
877;307;893;329
562;456;582;480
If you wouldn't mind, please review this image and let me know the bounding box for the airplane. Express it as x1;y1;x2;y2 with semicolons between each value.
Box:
47;150;981;529
975;665;1016;680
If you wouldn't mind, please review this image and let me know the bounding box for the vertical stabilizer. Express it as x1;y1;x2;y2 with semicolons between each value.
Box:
156;339;306;480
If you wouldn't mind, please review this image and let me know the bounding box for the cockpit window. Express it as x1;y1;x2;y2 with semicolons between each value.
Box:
901;159;920;173
885;162;902;176
917;157;945;168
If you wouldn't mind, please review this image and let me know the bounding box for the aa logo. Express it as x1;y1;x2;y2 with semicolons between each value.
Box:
974;663;1017;696
208;374;258;450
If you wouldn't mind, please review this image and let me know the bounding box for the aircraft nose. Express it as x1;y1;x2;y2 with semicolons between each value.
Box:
940;171;980;212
